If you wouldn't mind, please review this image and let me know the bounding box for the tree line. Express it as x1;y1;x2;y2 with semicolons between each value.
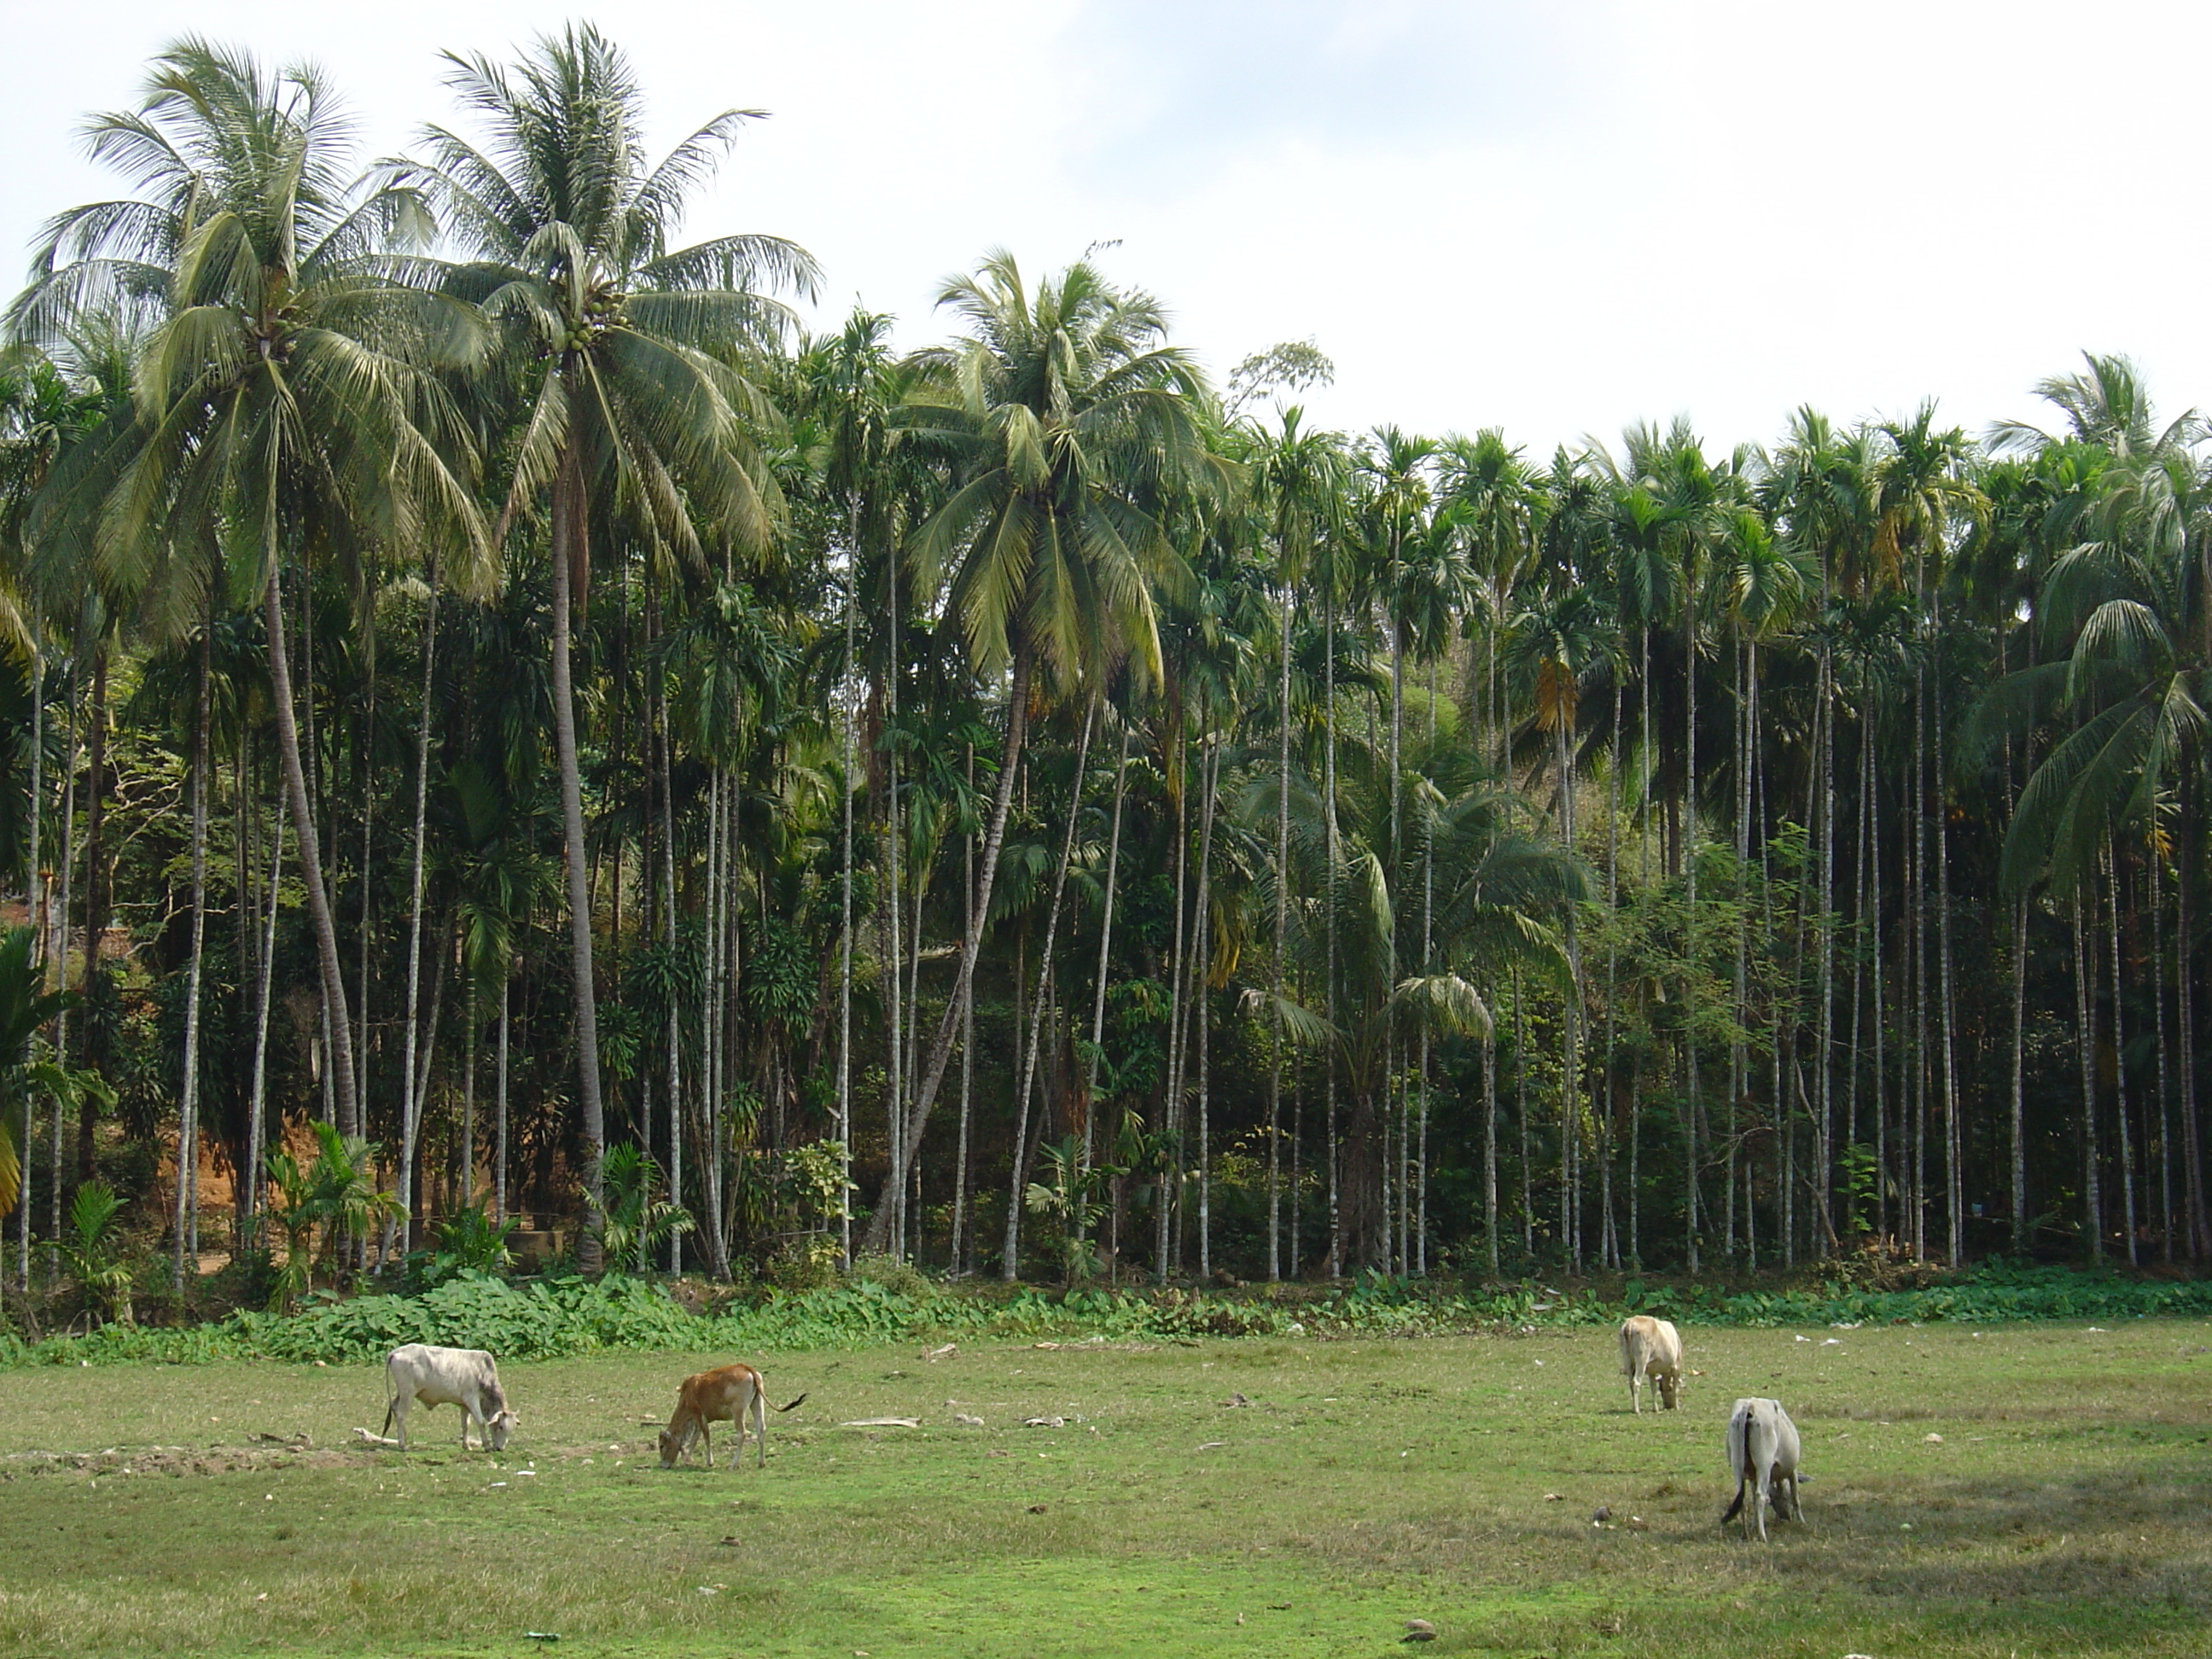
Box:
0;29;2201;1296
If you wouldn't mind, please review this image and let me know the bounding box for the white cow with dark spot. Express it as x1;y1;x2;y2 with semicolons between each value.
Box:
381;1343;517;1451
1720;1396;1802;1541
1617;1315;1683;1413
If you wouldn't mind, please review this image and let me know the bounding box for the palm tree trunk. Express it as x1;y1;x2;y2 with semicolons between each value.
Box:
1684;592;1702;1276
998;695;1097;1279
355;665;375;1120
2105;842;2138;1266
1482;1010;1499;1280
1936;655;1962;1264
953;747;975;1277
862;641;1039;1255
1193;733;1220;1283
2010;891;2029;1255
245;810;283;1249
398;588;438;1251
47;649;78;1281
1324;580;1342;1277
2151;853;2174;1263
1271;578;1295;1284
882;585;905;1261
263;574;358;1138
2182;823;2208;1260
79;642;108;1176
495;969;511;1226
838;534;859;1271
2072;888;2103;1261
549;451;607;1266
172;620;212;1290
655;649;683;1275
1082;720;1131;1267
1516;969;1532;1262
1159;725;1187;1280
20;644;39;1289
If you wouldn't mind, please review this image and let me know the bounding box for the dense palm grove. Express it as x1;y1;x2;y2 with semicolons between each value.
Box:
0;32;2203;1304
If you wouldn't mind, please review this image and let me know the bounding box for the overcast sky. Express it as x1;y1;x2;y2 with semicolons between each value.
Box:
4;1;2205;458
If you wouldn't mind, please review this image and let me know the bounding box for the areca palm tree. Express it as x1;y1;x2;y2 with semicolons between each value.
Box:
859;251;1225;1258
16;39;491;1140
401;24;817;1259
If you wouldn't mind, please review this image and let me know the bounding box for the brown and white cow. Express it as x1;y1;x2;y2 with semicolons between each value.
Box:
1617;1315;1684;1413
1719;1396;1802;1542
381;1343;517;1452
656;1364;806;1470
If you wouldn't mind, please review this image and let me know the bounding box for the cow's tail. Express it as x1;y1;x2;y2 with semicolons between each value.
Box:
1718;1485;1745;1524
774;1392;808;1413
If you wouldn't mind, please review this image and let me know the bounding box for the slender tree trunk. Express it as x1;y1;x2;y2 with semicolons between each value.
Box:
263;576;357;1138
1482;1013;1499;1280
2010;892;2029;1255
1193;735;1220;1283
862;643;1038;1254
172;622;212;1289
1082;720;1131;1269
355;663;375;1123
1271;581;1294;1283
1685;586;1702;1276
655;641;683;1276
997;694;1097;1278
1935;653;1962;1265
495;969;511;1226
2072;889;2103;1261
20;644;40;1289
2106;842;2138;1266
953;747;975;1276
837;526;859;1270
2151;855;2174;1263
397;588;438;1251
549;451;607;1266
244;812;282;1250
78;643;108;1178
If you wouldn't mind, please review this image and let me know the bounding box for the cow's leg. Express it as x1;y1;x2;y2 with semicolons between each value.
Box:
753;1389;767;1469
701;1425;713;1470
388;1394;412;1452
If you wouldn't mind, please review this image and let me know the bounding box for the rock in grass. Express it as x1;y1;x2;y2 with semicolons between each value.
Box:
1402;1618;1437;1642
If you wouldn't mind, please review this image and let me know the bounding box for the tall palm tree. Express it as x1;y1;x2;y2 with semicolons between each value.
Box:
858;251;1224;1257
403;24;816;1257
17;39;491;1139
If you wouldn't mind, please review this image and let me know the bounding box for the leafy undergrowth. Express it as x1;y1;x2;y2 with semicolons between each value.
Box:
6;1259;2210;1369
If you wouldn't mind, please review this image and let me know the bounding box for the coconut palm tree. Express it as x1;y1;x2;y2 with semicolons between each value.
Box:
15;39;492;1141
400;24;816;1260
858;250;1225;1258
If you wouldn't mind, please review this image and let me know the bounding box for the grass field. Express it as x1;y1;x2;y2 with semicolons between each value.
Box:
0;1318;2206;1656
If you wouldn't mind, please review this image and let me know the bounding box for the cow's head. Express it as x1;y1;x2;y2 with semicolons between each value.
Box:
1657;1371;1681;1411
657;1423;691;1469
486;1409;518;1452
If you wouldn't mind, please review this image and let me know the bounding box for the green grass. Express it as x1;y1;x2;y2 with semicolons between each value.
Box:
0;1319;2207;1656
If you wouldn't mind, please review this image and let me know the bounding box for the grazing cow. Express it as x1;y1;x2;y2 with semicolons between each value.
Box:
656;1364;806;1470
1719;1396;1802;1542
1617;1315;1684;1413
381;1343;517;1452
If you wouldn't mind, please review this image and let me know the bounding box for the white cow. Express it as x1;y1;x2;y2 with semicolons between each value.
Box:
1617;1315;1684;1413
1720;1396;1802;1541
381;1343;518;1452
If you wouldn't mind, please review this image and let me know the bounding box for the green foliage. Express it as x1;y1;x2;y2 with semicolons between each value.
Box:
262;1124;404;1311
405;1203;519;1289
58;1179;134;1326
4;1261;2212;1371
588;1143;692;1274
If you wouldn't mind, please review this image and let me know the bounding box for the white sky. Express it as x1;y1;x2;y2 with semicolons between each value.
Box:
4;1;2207;458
